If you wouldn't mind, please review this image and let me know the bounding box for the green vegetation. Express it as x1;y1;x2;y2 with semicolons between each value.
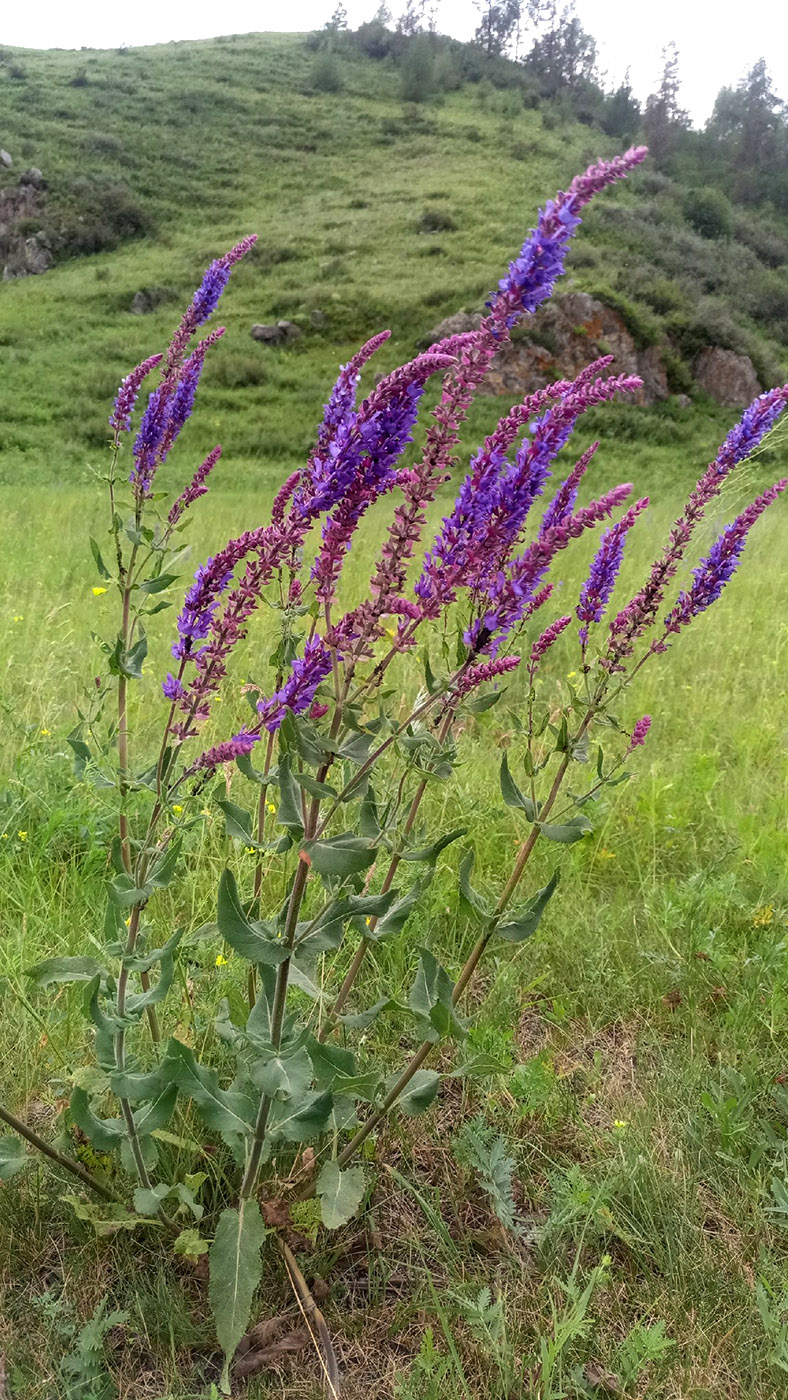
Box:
1;26;788;1400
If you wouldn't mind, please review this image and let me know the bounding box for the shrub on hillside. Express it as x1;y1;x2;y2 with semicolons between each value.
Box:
400;35;434;104
682;186;733;240
308;53;344;94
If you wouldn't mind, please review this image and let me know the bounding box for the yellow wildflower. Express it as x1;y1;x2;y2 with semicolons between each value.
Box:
172;804;183;815
1;833;7;840
567;670;577;679
92;587;108;597
18;831;27;841
267;802;276;815
244;845;256;855
598;848;616;860
215;953;228;967
753;905;774;927
39;728;50;737
12;615;23;622
613;1119;628;1129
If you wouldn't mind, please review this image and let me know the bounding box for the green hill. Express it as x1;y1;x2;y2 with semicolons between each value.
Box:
0;30;786;488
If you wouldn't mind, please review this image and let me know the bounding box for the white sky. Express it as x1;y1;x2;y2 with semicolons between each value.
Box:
3;0;787;126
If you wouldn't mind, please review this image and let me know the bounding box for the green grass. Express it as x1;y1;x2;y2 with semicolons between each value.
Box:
1;28;788;1400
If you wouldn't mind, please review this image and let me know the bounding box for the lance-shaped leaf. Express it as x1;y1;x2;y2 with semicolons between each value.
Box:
109;1065;165;1102
458;849;491;923
123;926;183;974
147;837;182;890
275;753;305;835
245;964;278;1047
0;1135;29;1180
125;951;177;1015
165;1039;255;1153
26;956;106;989
500;752;539;820
538;814;593;844
217;870;288;965
337;996;401;1031
70;1087;125;1152
371;880;425;941
109;873;150;908
301;833;376;878
317;1161;366;1230
399;826;467;865
386;1067;440;1117
497;870;560;943
210;1200;267;1395
295;772;338;801
268;1089;333;1143
217;798;260;849
408;948;467;1043
132;1083;178;1137
307;1038;383;1103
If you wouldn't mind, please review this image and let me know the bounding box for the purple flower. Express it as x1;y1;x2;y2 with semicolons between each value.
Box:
130;329;225;495
109;354;163;433
608;384;788;664
663;480;787;638
577;497;649;644
528;615;572;674
456;655;521;696
626;715;652;753
168;445;222;526
257;639;335;731
166;235;257;371
539;441;599;535
191;728;260;773
162;672;185;701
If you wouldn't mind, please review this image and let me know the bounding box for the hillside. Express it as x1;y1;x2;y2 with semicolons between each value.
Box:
0;30;787;489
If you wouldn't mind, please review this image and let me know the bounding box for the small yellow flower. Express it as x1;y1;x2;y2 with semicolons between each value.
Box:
1;833;8;840
267;802;276;815
365;916;372;926
385;626;397;639
752;905;774;927
598;848;616;860
18;830;27;841
215;953;228;967
124;916;131;927
201;808;211;818
613;1119;628;1129
39;727;51;737
567;671;577;678
12;614;23;622
172;804;183;815
92;587;108;597
244;845;256;855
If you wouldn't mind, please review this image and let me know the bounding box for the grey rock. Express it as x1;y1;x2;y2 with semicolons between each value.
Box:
19;166;45;189
24;236;52;275
425;310;482;342
251;322;284;343
693;346;761;407
131;290;155;315
0;150;12;168
310;308;326;327
675;393;693;408
277;319;301;341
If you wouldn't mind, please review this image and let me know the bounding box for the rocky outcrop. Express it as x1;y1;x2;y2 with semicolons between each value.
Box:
0;150;12;169
693;347;761;407
251;320;302;345
426;293;670;406
0;179;49;279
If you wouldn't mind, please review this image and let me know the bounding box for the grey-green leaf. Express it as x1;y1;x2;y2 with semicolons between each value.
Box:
499;752;539;820
316;1161;366;1229
0;1135;29;1180
497;869;561;943
217;869;288;965
26;956;106;989
210;1201;267;1394
538;815;592;843
165;1039;255;1152
301;833;376;878
387;1068;439;1117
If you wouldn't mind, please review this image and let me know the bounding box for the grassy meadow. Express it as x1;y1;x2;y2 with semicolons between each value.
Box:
1;28;788;1400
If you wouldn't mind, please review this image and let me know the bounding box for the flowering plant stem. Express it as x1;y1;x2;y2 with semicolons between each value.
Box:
0;1101;121;1203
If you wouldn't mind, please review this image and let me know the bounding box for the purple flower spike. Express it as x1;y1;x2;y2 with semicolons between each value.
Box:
577;497;649;644
168;445;222;526
456;655;521;696
540;441;600;535
162;672;185;701
167;235;257;371
109;354;164;433
608;383;788;664
191;729;260;773
663;480;787;637
257;638;335;731
529;615;572;674
626;715;652;753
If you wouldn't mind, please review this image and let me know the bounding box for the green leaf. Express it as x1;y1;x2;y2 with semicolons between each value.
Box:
295;772;338;801
118;631;148;681
132;1083;178;1136
174;1227;210;1259
302;833;376;878
125;952;176;1013
138;572;178;594
268;1089;334;1143
250;1046;313;1101
67;731;92;778
497;870;560;943
372;881;424;940
500;753;539;820
210;1201;267;1395
338;996;399;1031
109;873;150;907
147;838;182;890
358;784;381;839
89;536;111;580
316;1161;366;1229
109;1066;165;1102
399;826;467;865
217;798;257;847
62;1195;156;1236
458;849;490;923
70;1087;124;1152
275;754;305;835
408;948;466;1043
538;815;593;844
217;870;288;965
245;965;278;1047
0;1135;28;1180
165;1039;255;1153
26;956;106;989
133;1182;170;1216
387;1068;440;1117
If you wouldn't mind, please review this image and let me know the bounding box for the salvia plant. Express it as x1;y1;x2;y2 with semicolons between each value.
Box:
3;144;788;1391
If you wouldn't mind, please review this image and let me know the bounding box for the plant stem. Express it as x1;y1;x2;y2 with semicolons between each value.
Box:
0;1101;122;1203
114;902;154;1189
332;709;595;1172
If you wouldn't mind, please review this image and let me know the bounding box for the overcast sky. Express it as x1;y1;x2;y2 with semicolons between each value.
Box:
3;0;787;126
